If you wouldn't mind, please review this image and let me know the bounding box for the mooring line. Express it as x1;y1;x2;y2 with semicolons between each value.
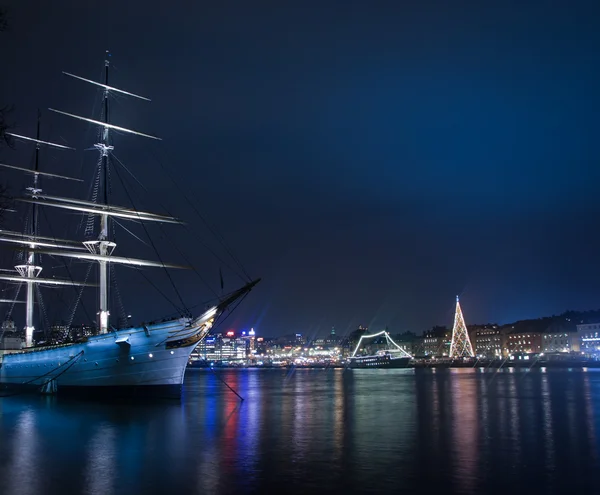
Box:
210;368;244;401
0;350;84;398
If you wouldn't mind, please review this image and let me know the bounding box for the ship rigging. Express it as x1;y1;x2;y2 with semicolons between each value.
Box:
0;53;259;398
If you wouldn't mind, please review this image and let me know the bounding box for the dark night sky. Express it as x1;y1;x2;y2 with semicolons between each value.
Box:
1;0;600;338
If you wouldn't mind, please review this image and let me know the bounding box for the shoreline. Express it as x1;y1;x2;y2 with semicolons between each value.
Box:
188;360;600;370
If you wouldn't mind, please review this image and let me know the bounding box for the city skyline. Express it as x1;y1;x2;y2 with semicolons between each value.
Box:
1;1;600;337
10;302;600;343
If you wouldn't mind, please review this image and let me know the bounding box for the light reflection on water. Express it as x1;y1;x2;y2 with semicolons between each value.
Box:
450;369;478;494
84;423;116;495
1;368;600;494
5;408;40;495
541;372;555;479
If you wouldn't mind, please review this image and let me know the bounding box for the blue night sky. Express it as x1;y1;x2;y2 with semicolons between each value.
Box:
1;1;599;337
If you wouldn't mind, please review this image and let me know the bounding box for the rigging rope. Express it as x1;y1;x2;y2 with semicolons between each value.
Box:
110;137;251;282
156;294;222;321
35;284;51;339
41;207;95;326
156;221;220;299
109;262;128;328
67;66;104;236
111;153;228;295
5;282;22;320
84;157;102;239
16;210;31;264
132;267;183;315
0;350;85;398
112;218;150;247
211;290;251;333
110;157;189;315
109;199;128;327
150;149;252;282
65;262;93;330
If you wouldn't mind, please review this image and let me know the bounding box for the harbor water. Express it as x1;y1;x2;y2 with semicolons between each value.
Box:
0;367;599;494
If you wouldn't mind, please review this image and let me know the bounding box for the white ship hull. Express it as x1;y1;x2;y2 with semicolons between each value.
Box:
0;316;211;399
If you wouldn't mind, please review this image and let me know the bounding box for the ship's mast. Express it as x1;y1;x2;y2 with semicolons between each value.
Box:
0;111;143;345
93;54;115;334
0;57;260;346
21;112;44;346
4;113;78;347
29;55;195;334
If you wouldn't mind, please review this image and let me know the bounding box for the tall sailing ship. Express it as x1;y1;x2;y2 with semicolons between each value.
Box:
0;54;259;398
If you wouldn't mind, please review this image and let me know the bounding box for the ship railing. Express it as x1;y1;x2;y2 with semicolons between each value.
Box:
4;342;76;355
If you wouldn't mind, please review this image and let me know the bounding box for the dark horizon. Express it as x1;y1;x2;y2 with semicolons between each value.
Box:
1;1;599;338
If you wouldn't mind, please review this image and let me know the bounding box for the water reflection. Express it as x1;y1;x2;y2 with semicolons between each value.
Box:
583;372;598;464
351;369;416;491
240;370;260;477
292;373;310;464
450;369;478;494
541;372;555;476
0;369;599;494
84;423;116;495
507;370;521;465
332;369;343;462
5;408;40;495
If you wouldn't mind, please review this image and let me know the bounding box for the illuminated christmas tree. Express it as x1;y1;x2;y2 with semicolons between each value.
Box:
449;296;475;358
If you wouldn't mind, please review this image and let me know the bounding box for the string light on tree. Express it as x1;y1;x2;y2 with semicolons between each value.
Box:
449;296;475;358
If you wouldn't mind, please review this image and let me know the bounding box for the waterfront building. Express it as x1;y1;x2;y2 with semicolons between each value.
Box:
249;328;256;352
471;325;504;358
506;330;542;355
392;331;418;356
362;334;388;355
411;336;425;357
0;319;22;352
42;321;98;343
326;326;338;345
255;336;271;355
542;331;577;353
422;326;451;357
338;336;353;356
220;333;248;361
69;323;97;339
539;319;578;353
191;331;249;363
273;333;306;347
194;335;218;361
576;323;600;356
